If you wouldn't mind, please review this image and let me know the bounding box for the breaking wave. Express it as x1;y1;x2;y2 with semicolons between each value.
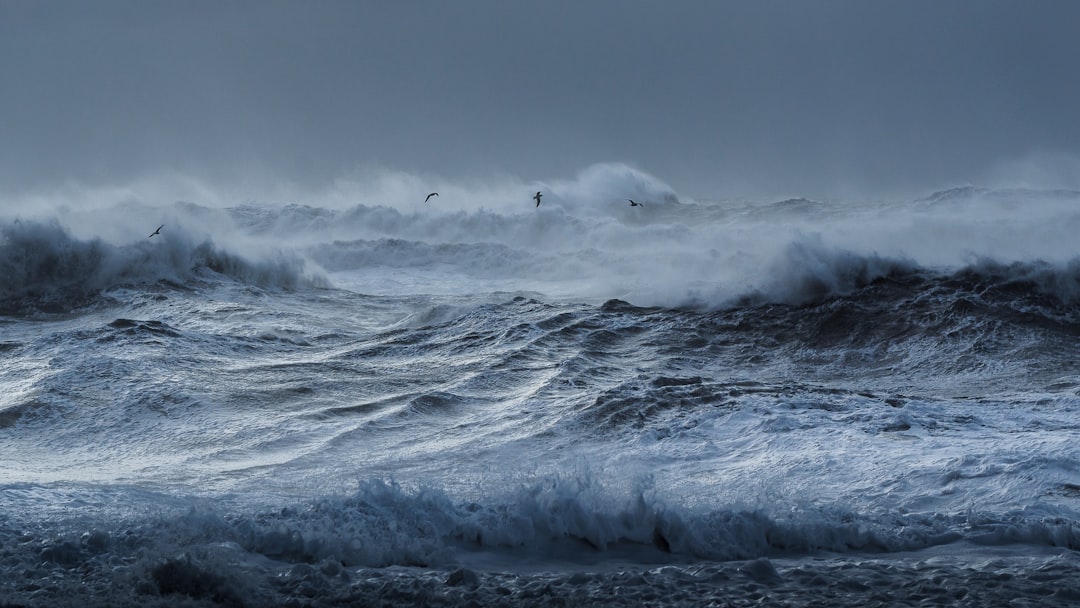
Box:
0;219;325;313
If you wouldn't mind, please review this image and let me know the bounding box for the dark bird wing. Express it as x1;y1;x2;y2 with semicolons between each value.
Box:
148;224;163;238
425;192;438;203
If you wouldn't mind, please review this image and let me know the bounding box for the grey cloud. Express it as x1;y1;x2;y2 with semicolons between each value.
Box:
3;0;1079;201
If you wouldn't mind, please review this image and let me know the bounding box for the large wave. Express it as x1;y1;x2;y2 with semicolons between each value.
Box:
3;476;1076;603
0;219;324;313
8;164;1080;309
223;169;1080;308
4;483;1078;606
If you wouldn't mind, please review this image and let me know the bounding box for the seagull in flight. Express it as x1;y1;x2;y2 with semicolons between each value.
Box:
425;192;439;203
148;224;163;238
534;191;543;207
628;199;643;207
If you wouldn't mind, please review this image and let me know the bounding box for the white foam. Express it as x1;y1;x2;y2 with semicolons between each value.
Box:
8;166;1080;308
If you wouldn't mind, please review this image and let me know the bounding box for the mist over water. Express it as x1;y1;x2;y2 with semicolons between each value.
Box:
7;163;1080;309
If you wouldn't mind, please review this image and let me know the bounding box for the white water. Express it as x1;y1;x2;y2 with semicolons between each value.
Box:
2;164;1080;606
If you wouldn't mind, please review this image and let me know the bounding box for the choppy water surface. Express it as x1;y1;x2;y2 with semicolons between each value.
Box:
3;169;1080;606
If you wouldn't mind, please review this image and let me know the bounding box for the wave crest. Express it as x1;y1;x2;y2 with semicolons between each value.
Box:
0;219;324;312
751;237;919;306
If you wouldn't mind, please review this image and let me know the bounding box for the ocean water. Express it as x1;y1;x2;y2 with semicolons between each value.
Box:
2;165;1080;606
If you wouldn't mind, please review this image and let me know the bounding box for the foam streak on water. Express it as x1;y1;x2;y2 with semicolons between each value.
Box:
2;167;1080;605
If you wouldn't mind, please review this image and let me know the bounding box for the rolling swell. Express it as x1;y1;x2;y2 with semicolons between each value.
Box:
311;258;1080;434
736;257;1080;348
561;256;1080;407
0;219;325;314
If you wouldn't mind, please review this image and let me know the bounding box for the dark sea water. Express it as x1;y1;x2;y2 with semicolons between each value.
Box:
3;167;1080;606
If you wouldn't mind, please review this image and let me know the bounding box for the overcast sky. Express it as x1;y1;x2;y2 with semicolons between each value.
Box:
3;0;1080;202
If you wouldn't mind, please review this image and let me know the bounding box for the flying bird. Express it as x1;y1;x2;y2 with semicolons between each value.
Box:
534;191;543;207
628;199;643;207
148;224;163;238
425;192;439;203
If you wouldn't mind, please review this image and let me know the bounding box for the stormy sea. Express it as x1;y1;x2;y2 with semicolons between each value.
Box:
2;164;1079;606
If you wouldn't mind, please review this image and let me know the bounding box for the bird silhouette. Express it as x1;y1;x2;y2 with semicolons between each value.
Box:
425;192;439;203
534;191;543;207
628;199;643;207
148;224;163;238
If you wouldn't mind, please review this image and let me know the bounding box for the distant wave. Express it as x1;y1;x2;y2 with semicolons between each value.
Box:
749;246;1080;314
954;257;1080;307
229;193;1080;311
0;219;324;313
8;172;1080;310
215;179;1080;308
744;239;920;306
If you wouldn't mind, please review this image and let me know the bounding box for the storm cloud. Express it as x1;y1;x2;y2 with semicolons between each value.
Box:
3;0;1079;201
